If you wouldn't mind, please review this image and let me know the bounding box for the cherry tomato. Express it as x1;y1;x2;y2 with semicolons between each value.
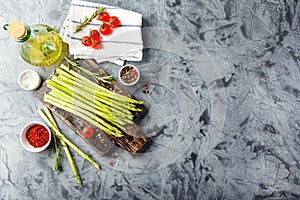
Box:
100;23;112;35
92;39;102;49
97;11;110;22
90;30;101;40
109;16;121;28
82;126;95;139
81;36;92;46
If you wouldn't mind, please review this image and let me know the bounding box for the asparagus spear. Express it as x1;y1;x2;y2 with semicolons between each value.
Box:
44;93;124;137
43;107;82;185
49;89;128;130
59;65;143;105
48;77;137;115
46;80;133;119
38;109;101;170
51;75;142;112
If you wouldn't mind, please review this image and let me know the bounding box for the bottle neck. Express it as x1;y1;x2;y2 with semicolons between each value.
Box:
15;25;32;43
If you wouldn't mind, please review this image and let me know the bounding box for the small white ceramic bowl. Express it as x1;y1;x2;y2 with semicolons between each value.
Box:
118;65;140;86
20;121;51;152
18;69;41;90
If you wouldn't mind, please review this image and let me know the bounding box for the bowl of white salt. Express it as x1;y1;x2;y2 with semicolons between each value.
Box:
18;69;41;91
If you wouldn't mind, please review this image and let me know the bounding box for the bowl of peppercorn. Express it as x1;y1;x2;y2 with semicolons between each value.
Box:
20;121;51;152
118;64;140;86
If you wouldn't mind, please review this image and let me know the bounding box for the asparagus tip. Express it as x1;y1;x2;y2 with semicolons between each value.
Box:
95;164;101;170
76;176;82;185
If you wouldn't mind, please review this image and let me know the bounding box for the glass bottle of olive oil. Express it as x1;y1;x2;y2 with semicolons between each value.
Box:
4;21;62;66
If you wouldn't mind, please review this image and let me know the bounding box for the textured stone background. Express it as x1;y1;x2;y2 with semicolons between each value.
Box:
1;0;300;199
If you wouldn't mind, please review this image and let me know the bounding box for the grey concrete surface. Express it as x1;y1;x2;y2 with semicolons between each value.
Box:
0;0;300;199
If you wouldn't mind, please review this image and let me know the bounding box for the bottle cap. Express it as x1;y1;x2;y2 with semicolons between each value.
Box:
7;21;26;39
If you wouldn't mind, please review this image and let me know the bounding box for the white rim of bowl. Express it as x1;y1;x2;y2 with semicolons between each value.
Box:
18;69;41;91
118;65;140;86
20;121;52;152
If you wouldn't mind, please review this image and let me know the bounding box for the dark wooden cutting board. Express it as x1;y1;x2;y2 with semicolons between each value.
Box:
34;59;149;156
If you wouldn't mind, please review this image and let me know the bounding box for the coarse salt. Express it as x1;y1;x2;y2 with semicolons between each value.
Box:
18;70;41;90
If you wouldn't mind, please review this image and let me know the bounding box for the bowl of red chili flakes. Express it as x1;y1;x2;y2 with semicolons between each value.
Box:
20;121;51;152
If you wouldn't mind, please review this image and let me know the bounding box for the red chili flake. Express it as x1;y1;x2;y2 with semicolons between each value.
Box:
26;125;49;148
109;161;114;167
143;81;150;94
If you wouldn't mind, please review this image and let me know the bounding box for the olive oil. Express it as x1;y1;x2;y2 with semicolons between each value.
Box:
4;21;62;66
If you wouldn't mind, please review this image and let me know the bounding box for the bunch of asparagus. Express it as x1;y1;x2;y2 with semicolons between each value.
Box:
38;60;145;185
38;107;101;185
44;64;144;138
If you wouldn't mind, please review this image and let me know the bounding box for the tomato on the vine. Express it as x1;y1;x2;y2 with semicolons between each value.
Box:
100;23;112;35
81;36;92;46
90;30;101;40
92;39;102;49
109;16;120;28
97;11;110;22
82;126;95;139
